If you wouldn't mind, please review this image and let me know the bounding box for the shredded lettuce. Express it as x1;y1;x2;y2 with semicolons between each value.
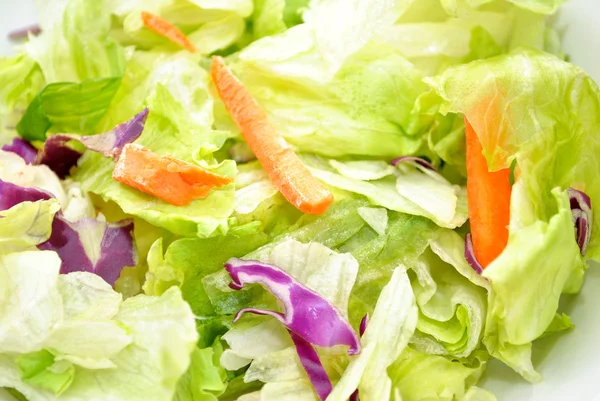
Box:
0;251;197;401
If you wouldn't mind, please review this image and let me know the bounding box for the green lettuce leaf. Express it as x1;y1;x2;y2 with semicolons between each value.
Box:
0;250;198;401
25;0;126;83
17;78;122;141
389;348;489;401
174;345;228;401
108;0;251;53
427;49;598;380
0;54;45;144
0;200;60;253
440;0;564;15
230;0;433;158
328;267;418;401
409;230;488;358
302;155;468;229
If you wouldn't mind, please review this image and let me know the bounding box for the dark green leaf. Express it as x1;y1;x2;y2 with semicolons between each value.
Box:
17;77;122;141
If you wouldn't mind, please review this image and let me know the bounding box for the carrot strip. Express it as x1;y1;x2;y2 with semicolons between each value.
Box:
210;56;334;215
113;144;233;206
141;11;197;53
465;117;511;268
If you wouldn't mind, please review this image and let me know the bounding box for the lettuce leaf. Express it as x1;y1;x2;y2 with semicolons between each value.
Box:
108;0;251;53
427;49;598;380
389;348;489;401
302;155;468;229
327;267;418;401
0;200;60;252
0;251;197;401
25;0;125;83
231;0;432;158
173;345;227;401
17;78;122;141
0;54;45;144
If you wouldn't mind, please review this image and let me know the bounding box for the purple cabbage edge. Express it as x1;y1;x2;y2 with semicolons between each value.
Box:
0;179;136;285
464;233;484;274
289;331;333;401
225;258;361;353
36;108;149;178
8;24;41;39
35;135;83;179
568;188;592;256
2;138;38;164
225;258;362;400
359;313;369;337
349;313;370;401
391;156;437;171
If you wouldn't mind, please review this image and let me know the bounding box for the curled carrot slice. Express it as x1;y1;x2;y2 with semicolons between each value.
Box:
211;56;333;215
141;11;197;53
465;117;511;268
113;143;232;206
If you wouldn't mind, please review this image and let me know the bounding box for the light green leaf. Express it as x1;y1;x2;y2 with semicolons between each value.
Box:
173;346;227;401
328;267;418;401
0;200;60;252
389;348;488;401
25;0;125;83
0;251;198;401
0;54;45;144
357;207;388;236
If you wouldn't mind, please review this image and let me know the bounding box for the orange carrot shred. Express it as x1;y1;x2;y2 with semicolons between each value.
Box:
465;117;511;268
113;144;233;206
210;56;333;215
141;11;197;53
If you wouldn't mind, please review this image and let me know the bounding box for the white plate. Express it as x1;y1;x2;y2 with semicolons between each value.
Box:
1;1;599;401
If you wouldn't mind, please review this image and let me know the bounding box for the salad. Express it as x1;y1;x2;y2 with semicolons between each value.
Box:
0;0;598;400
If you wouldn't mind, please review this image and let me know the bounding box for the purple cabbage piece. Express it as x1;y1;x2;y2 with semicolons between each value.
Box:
464;233;484;274
391;156;437;172
225;258;361;354
0;179;52;209
568;188;592;256
39;217;136;286
8;24;41;39
359;313;369;337
2;138;38;164
36;108;149;178
289;331;333;401
78;107;149;159
0;179;136;285
36;135;83;179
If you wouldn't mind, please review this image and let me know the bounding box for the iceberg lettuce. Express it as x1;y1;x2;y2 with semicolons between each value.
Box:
0;250;197;401
428;49;600;380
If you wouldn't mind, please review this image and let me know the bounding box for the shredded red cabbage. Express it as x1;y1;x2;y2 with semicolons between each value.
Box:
391;156;437;171
36;108;149;178
568;188;592;255
464;233;484;274
35;136;83;178
359;313;369;337
0;179;53;210
289;331;333;401
8;24;41;40
225;258;361;354
2;138;38;164
0;179;136;285
226;258;362;401
349;314;370;401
